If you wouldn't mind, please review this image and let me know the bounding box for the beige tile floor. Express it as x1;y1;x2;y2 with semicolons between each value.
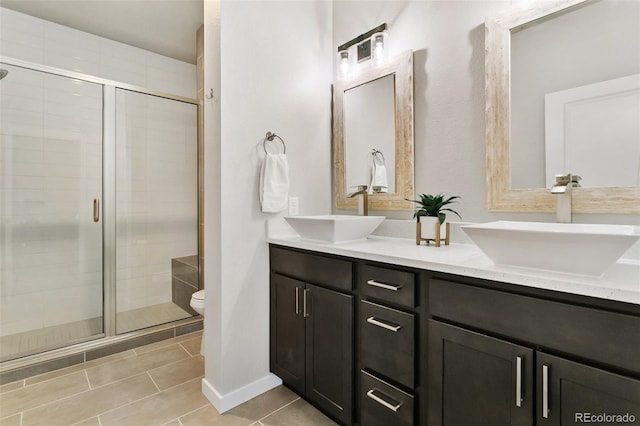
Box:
0;331;337;426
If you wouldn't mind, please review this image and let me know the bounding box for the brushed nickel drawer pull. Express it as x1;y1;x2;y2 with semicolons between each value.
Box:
303;288;310;317
516;356;523;407
295;287;301;315
367;279;402;291
542;364;550;418
366;389;402;412
367;316;401;332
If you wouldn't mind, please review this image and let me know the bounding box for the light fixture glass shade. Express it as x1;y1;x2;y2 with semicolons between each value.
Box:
338;50;350;78
372;32;385;62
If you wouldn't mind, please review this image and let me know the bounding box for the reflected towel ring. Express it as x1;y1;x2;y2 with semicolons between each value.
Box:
263;132;286;154
371;149;385;165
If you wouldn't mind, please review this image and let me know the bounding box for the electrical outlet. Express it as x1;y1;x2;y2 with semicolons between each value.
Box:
288;197;299;216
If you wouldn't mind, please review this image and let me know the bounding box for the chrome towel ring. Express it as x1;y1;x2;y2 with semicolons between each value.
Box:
371;149;385;165
263;132;286;154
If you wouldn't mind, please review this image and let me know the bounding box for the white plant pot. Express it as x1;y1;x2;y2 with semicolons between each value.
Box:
419;216;445;239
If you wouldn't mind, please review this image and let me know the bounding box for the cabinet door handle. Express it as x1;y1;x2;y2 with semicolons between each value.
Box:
93;198;100;222
516;356;523;407
367;279;402;291
366;316;401;332
366;389;402;412
542;364;550;418
303;288;310;317
295;287;301;315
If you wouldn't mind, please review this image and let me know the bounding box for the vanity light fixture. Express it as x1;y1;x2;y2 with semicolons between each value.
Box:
337;23;387;76
372;32;386;62
357;39;372;63
338;50;350;78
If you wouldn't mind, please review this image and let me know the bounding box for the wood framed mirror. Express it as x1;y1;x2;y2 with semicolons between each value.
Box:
485;0;640;214
333;50;414;211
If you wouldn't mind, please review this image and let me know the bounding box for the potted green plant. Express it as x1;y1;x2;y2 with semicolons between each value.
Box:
406;193;462;246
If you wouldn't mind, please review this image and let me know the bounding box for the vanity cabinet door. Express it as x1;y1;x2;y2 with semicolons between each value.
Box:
305;283;354;425
428;320;534;426
537;352;640;425
270;273;305;395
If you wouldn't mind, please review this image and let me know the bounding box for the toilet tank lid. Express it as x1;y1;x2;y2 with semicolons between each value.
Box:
192;290;205;300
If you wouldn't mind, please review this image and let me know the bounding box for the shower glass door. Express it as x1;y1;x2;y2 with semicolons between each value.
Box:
114;89;198;334
0;64;104;361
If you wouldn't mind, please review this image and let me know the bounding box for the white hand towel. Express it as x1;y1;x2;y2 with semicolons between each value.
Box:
260;153;290;213
369;163;389;193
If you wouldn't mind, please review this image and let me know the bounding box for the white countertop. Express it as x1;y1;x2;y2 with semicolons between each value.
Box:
268;233;640;305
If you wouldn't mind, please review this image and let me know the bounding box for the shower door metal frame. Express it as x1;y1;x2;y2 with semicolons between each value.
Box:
0;56;201;368
103;86;117;336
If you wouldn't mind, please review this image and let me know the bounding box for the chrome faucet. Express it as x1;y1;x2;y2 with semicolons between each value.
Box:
550;174;581;223
347;185;369;216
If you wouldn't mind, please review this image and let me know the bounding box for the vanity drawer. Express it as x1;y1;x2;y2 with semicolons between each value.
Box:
429;279;640;373
360;300;415;388
360;370;414;426
361;264;415;308
269;246;353;291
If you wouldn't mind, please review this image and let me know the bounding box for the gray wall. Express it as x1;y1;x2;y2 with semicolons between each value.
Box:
203;0;333;408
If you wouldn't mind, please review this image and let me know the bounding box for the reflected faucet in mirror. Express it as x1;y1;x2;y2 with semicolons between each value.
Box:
347;185;369;216
551;174;581;223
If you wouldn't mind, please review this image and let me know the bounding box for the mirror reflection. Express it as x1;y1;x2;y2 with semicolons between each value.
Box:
344;74;396;193
509;0;640;189
485;0;640;214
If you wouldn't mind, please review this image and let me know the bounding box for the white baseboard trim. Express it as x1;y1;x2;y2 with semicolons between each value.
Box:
201;373;283;413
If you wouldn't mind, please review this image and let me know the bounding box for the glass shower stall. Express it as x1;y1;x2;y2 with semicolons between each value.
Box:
0;61;199;362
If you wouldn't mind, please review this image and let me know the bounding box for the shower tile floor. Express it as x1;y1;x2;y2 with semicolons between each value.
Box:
116;302;192;334
0;331;336;426
1;303;192;362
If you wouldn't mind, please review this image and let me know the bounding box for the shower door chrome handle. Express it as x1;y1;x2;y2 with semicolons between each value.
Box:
93;199;100;222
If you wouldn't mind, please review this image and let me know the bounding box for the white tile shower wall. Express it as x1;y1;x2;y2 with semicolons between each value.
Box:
0;6;197;337
115;90;197;313
0;7;44;64
0;65;103;337
0;7;196;99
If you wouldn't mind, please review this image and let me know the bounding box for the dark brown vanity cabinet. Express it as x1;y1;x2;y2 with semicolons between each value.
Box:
359;264;419;425
428;279;640;426
270;273;305;392
429;320;640;426
360;370;415;426
270;244;640;426
536;352;640;426
428;320;534;426
269;247;354;425
360;300;415;389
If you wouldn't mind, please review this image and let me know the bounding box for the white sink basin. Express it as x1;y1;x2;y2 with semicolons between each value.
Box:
284;215;385;243
461;221;640;276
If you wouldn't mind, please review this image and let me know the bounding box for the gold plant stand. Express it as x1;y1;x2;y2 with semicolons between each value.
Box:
416;222;450;247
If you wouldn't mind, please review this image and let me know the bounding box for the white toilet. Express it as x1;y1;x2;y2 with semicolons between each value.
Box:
189;290;205;356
